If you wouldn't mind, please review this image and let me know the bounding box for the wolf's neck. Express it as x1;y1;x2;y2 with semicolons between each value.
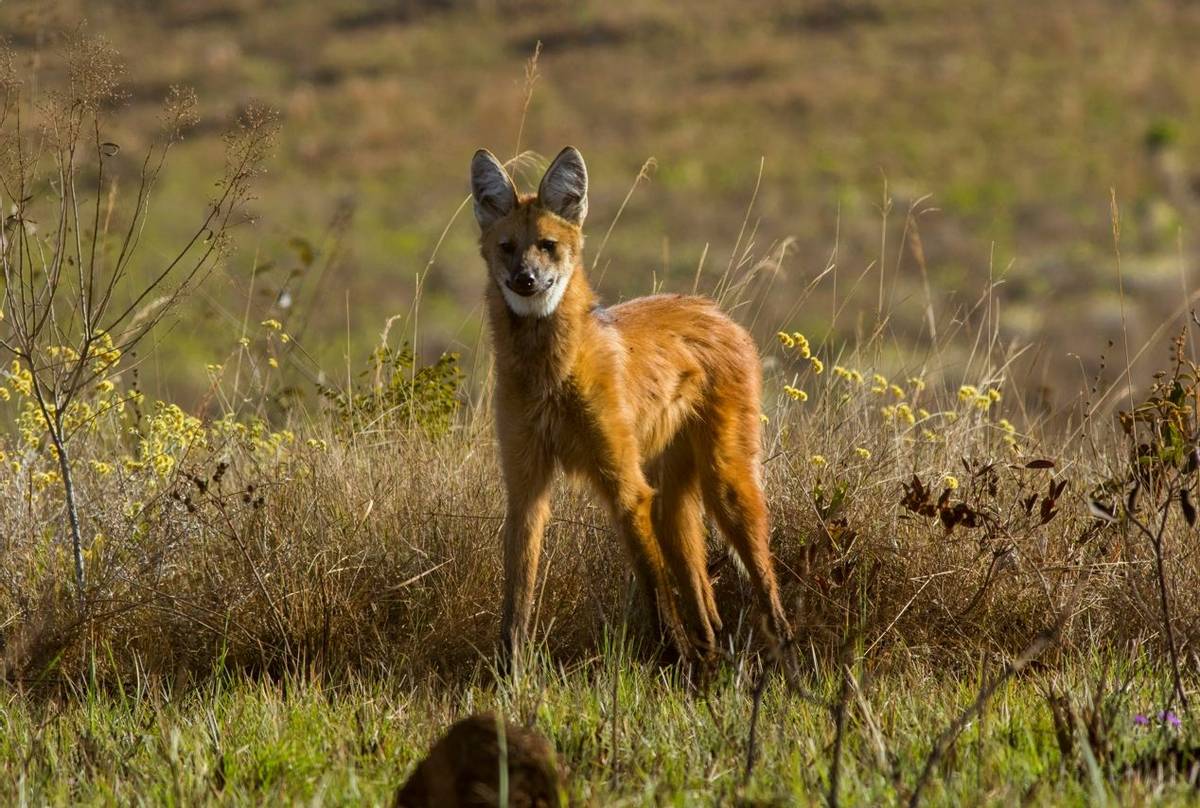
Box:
488;267;596;390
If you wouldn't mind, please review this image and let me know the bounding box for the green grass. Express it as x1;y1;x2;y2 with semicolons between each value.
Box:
2;647;1195;805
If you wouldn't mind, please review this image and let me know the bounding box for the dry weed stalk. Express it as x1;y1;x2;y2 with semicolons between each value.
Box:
0;33;277;599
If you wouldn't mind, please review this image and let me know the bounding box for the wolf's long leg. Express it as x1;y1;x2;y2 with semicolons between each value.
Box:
700;409;791;644
498;443;555;667
649;439;720;656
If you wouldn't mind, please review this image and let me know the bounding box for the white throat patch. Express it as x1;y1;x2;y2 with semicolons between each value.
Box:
500;273;569;318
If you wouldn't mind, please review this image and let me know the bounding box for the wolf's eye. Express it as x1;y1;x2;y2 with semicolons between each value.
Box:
537;239;557;254
499;239;516;254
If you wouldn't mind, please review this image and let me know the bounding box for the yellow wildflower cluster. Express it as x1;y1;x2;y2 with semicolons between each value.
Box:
854;447;871;460
777;331;810;357
6;360;33;397
833;366;864;385
881;402;918;426
90;332;123;375
210;414;297;459
125;402;206;481
810;454;827;467
777;332;823;374
998;418;1018;451
943;475;960;490
783;385;808;402
958;384;1003;411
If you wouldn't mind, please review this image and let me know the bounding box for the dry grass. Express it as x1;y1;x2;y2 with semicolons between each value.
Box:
2;327;1197;692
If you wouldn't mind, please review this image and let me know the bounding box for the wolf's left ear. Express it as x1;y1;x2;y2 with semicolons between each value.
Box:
538;147;588;225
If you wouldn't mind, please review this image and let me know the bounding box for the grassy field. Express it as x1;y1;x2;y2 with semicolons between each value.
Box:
2;653;1196;805
2;1;1200;805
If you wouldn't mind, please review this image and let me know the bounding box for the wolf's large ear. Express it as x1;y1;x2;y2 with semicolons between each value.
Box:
471;149;517;231
537;146;588;225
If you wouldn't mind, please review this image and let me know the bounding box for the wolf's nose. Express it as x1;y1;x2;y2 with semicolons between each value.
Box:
511;269;536;294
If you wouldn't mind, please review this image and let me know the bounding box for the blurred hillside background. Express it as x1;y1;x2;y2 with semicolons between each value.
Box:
3;0;1198;415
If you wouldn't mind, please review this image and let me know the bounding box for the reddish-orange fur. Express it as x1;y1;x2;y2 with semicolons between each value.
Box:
471;147;790;662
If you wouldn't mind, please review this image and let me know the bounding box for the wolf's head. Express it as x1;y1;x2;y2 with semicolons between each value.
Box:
470;146;588;318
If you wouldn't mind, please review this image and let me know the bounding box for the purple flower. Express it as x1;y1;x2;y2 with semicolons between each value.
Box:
1134;714;1150;726
1159;711;1182;728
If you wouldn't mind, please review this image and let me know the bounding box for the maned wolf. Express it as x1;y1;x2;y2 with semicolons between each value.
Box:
471;146;790;663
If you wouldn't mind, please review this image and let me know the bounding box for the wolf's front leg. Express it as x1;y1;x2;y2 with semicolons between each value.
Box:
498;450;554;671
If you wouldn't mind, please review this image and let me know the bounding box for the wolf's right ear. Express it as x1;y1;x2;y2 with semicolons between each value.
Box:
471;150;517;231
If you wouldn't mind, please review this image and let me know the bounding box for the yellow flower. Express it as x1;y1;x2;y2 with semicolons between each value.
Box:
987;388;1002;403
810;454;827;467
238;337;250;347
90;460;113;476
848;369;864;385
95;380;115;394
759;413;769;424
268;357;279;368
206;363;223;374
833;365;850;380
895;403;916;426
974;395;992;411
776;331;795;348
854;447;870;459
0;387;9;401
908;377;926;392
921;429;939;442
958;385;979;402
783;385;807;402
889;384;905;399
810;357;824;374
280;333;290;344
918;408;931;420
872;373;888;388
791;332;811;359
881;405;896;422
152;454;175;478
261;318;283;330
8;362;33;396
943;475;959;490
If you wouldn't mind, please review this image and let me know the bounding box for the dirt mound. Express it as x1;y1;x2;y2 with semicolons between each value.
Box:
395;713;563;808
